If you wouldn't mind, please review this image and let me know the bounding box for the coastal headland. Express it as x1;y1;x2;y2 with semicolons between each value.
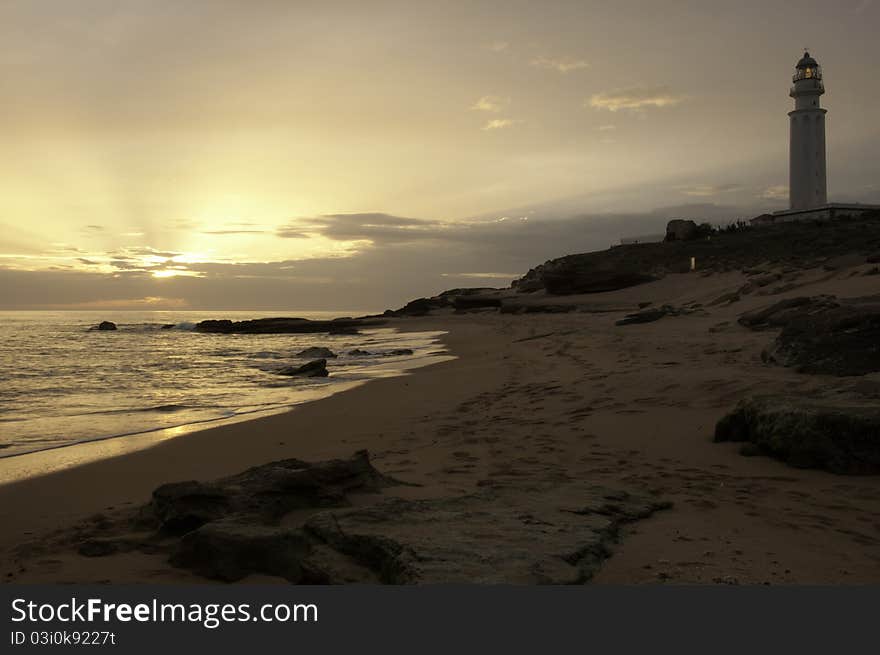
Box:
2;214;880;584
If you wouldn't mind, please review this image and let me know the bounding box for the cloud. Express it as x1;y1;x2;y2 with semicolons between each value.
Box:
484;41;509;52
588;86;685;112
482;118;522;131
202;229;266;235
760;185;789;201
676;184;743;197
531;55;589;73
278;213;451;244
471;95;508;113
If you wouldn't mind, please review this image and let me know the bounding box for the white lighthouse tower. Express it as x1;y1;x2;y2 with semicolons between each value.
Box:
788;51;827;210
756;51;879;225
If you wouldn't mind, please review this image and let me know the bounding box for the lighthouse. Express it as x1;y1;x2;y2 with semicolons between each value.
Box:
789;51;827;210
753;52;879;225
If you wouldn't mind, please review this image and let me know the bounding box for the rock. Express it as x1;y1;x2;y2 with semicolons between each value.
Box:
738;296;840;330
149;480;232;535
147;451;398;536
543;270;656;295
452;295;502;311
303;485;670;584
78;538;120;557
296;347;338;359
714;396;880;474
170;521;309;582
743;295;880;375
347;349;372;357
328;326;360;335
708;292;741;307
615;307;669;326
391;297;450;316
499;303;576;315
95;321;117;331
386;348;413;356
665;219;699;242
277;359;329;377
195;317;383;334
160;324;175;330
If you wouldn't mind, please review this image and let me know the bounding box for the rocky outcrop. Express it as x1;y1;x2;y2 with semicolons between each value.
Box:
95;321;117;331
715;396;880;474
616;307;670;326
387;288;503;316
348;349;372;357
615;304;698;326
296;347;338;359
452;295;502;311
74;451;668;584
303;486;670;584
738;296;839;330
146;451;399;537
665;219;700;242
170;521;309;582
195;317;383;334
277;359;329;377
741;295;880;376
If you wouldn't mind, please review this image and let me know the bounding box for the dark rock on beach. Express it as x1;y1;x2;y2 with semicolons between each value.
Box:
170;521;310;582
348;349;372;357
714;396;880;474
303;485;670;584
75;450;668;584
738;296;840;330
616;307;670;326
296;347;337;359
94;321;117;331
741;295;880;375
147;451;398;537
277;359;329;377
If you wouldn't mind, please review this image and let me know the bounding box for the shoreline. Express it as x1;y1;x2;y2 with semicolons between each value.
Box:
0;316;470;555
0;327;451;478
3;270;880;582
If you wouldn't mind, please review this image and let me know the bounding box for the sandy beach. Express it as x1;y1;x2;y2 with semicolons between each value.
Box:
2;255;880;584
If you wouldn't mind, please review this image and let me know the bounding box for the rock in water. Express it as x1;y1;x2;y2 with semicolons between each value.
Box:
277;359;329;377
296;347;338;359
96;321;117;331
714;396;880;474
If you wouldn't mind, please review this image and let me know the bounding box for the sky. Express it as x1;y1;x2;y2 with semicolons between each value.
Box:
1;0;878;311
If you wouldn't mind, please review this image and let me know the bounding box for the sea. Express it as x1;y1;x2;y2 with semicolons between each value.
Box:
0;310;448;461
